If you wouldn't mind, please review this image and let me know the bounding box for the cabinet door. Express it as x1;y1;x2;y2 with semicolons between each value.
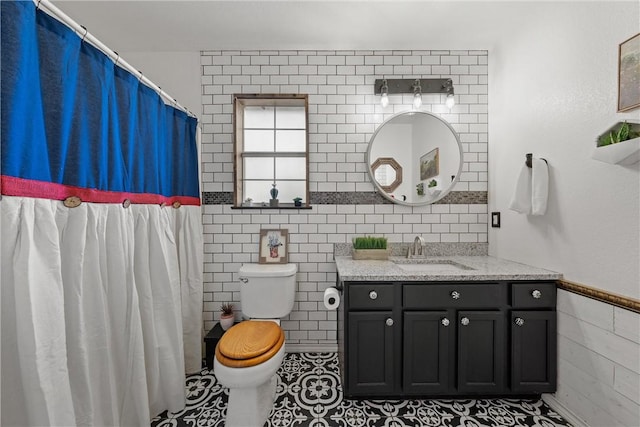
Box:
346;311;396;395
403;310;453;394
457;311;505;393
511;310;557;393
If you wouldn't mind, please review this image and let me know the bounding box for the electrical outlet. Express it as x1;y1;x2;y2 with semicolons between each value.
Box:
491;212;501;228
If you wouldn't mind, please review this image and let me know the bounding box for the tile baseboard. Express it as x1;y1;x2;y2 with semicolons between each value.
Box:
285;343;338;353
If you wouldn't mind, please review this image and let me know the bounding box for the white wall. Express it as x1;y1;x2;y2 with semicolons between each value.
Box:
489;2;639;426
120;51;202;120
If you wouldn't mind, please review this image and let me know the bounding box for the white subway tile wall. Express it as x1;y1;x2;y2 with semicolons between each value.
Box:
200;50;489;350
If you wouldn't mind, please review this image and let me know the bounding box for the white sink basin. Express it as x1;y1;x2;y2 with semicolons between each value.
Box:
393;260;472;272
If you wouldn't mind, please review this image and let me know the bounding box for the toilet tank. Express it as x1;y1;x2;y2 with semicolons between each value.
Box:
238;263;297;319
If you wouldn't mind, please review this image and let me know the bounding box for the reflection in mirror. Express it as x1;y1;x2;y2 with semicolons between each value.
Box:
371;157;402;193
367;111;463;206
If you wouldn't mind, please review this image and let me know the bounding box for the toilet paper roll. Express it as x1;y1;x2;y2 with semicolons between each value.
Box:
323;287;341;310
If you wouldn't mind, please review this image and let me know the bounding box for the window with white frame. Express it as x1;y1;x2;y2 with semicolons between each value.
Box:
234;94;309;207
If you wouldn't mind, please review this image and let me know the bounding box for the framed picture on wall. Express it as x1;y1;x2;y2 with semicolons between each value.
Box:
259;229;288;264
419;147;439;181
618;32;640;112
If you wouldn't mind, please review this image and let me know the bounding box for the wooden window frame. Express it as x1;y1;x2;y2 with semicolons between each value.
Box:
233;94;309;208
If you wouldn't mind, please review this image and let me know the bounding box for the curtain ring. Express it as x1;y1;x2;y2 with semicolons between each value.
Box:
80;25;88;43
114;51;120;67
137;70;143;82
36;0;42;10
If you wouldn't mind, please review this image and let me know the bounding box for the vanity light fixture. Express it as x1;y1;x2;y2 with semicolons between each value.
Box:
412;79;422;109
446;93;455;109
444;79;455;109
374;78;455;110
380;79;389;108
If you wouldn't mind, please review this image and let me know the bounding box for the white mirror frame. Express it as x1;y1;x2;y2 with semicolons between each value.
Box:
366;111;464;206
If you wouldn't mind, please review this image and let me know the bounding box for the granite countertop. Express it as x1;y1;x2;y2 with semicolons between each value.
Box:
335;255;562;282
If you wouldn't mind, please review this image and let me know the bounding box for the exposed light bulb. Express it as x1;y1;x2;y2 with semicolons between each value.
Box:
380;92;389;108
446;93;455;109
413;92;422;109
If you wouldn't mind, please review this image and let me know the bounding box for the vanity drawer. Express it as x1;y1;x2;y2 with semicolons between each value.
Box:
403;283;506;309
511;282;556;308
348;283;395;310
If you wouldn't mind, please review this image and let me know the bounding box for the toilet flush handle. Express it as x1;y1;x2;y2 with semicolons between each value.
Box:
239;277;248;283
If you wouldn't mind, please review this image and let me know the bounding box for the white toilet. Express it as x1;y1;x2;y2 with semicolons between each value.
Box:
214;263;297;427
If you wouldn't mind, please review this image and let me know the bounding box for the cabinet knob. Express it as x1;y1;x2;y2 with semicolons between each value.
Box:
460;317;470;326
515;317;525;326
386;318;394;327
369;290;378;300
532;289;542;299
451;291;461;300
441;318;450;327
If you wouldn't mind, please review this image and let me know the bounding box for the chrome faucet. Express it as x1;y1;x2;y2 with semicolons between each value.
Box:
407;235;426;258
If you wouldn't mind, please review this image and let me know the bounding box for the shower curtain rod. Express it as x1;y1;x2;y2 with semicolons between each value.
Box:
35;0;196;118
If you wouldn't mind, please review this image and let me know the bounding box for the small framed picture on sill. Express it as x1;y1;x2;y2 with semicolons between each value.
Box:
259;229;289;264
618;32;640;112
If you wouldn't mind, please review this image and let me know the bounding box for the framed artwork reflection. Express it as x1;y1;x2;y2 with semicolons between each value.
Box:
618;32;640;112
420;147;439;181
259;229;288;264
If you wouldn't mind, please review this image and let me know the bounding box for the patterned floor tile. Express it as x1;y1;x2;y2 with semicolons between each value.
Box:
151;353;573;427
265;393;313;427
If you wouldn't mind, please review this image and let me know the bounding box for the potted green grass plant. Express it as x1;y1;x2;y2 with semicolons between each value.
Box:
352;236;389;260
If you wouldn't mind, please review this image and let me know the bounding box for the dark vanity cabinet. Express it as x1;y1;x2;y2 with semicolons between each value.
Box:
339;280;557;398
343;283;401;395
510;282;557;392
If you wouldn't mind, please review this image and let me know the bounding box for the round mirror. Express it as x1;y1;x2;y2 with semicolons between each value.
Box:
367;111;463;206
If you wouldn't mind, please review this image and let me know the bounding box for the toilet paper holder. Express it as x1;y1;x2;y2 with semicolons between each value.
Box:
324;286;342;310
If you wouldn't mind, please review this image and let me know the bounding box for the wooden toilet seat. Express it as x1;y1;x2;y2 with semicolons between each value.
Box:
215;321;285;368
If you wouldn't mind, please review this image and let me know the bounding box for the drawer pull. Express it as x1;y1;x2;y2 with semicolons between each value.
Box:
441;318;450;327
460;317;469;326
532;289;542;299
369;290;378;300
386;318;394;327
451;291;461;300
515;317;525;326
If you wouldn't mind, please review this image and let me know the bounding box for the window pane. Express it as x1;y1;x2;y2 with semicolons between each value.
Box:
244;106;274;128
275;130;306;152
244;130;274;151
274;180;306;203
276;106;306;129
243;181;275;203
244;157;274;180
276;157;306;180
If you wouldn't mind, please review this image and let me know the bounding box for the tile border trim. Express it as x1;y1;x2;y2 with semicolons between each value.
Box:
201;191;487;205
558;279;640;313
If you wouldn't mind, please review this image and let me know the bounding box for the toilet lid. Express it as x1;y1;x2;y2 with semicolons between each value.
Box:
215;321;285;368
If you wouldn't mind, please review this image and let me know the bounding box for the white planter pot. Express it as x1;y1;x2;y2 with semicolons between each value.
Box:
593;121;640;165
592;136;640;165
220;315;235;331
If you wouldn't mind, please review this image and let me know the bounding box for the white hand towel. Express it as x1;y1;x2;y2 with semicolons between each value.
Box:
531;158;549;215
508;164;532;214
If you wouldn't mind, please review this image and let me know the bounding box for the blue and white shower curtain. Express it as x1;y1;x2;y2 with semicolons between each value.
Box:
1;2;203;425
